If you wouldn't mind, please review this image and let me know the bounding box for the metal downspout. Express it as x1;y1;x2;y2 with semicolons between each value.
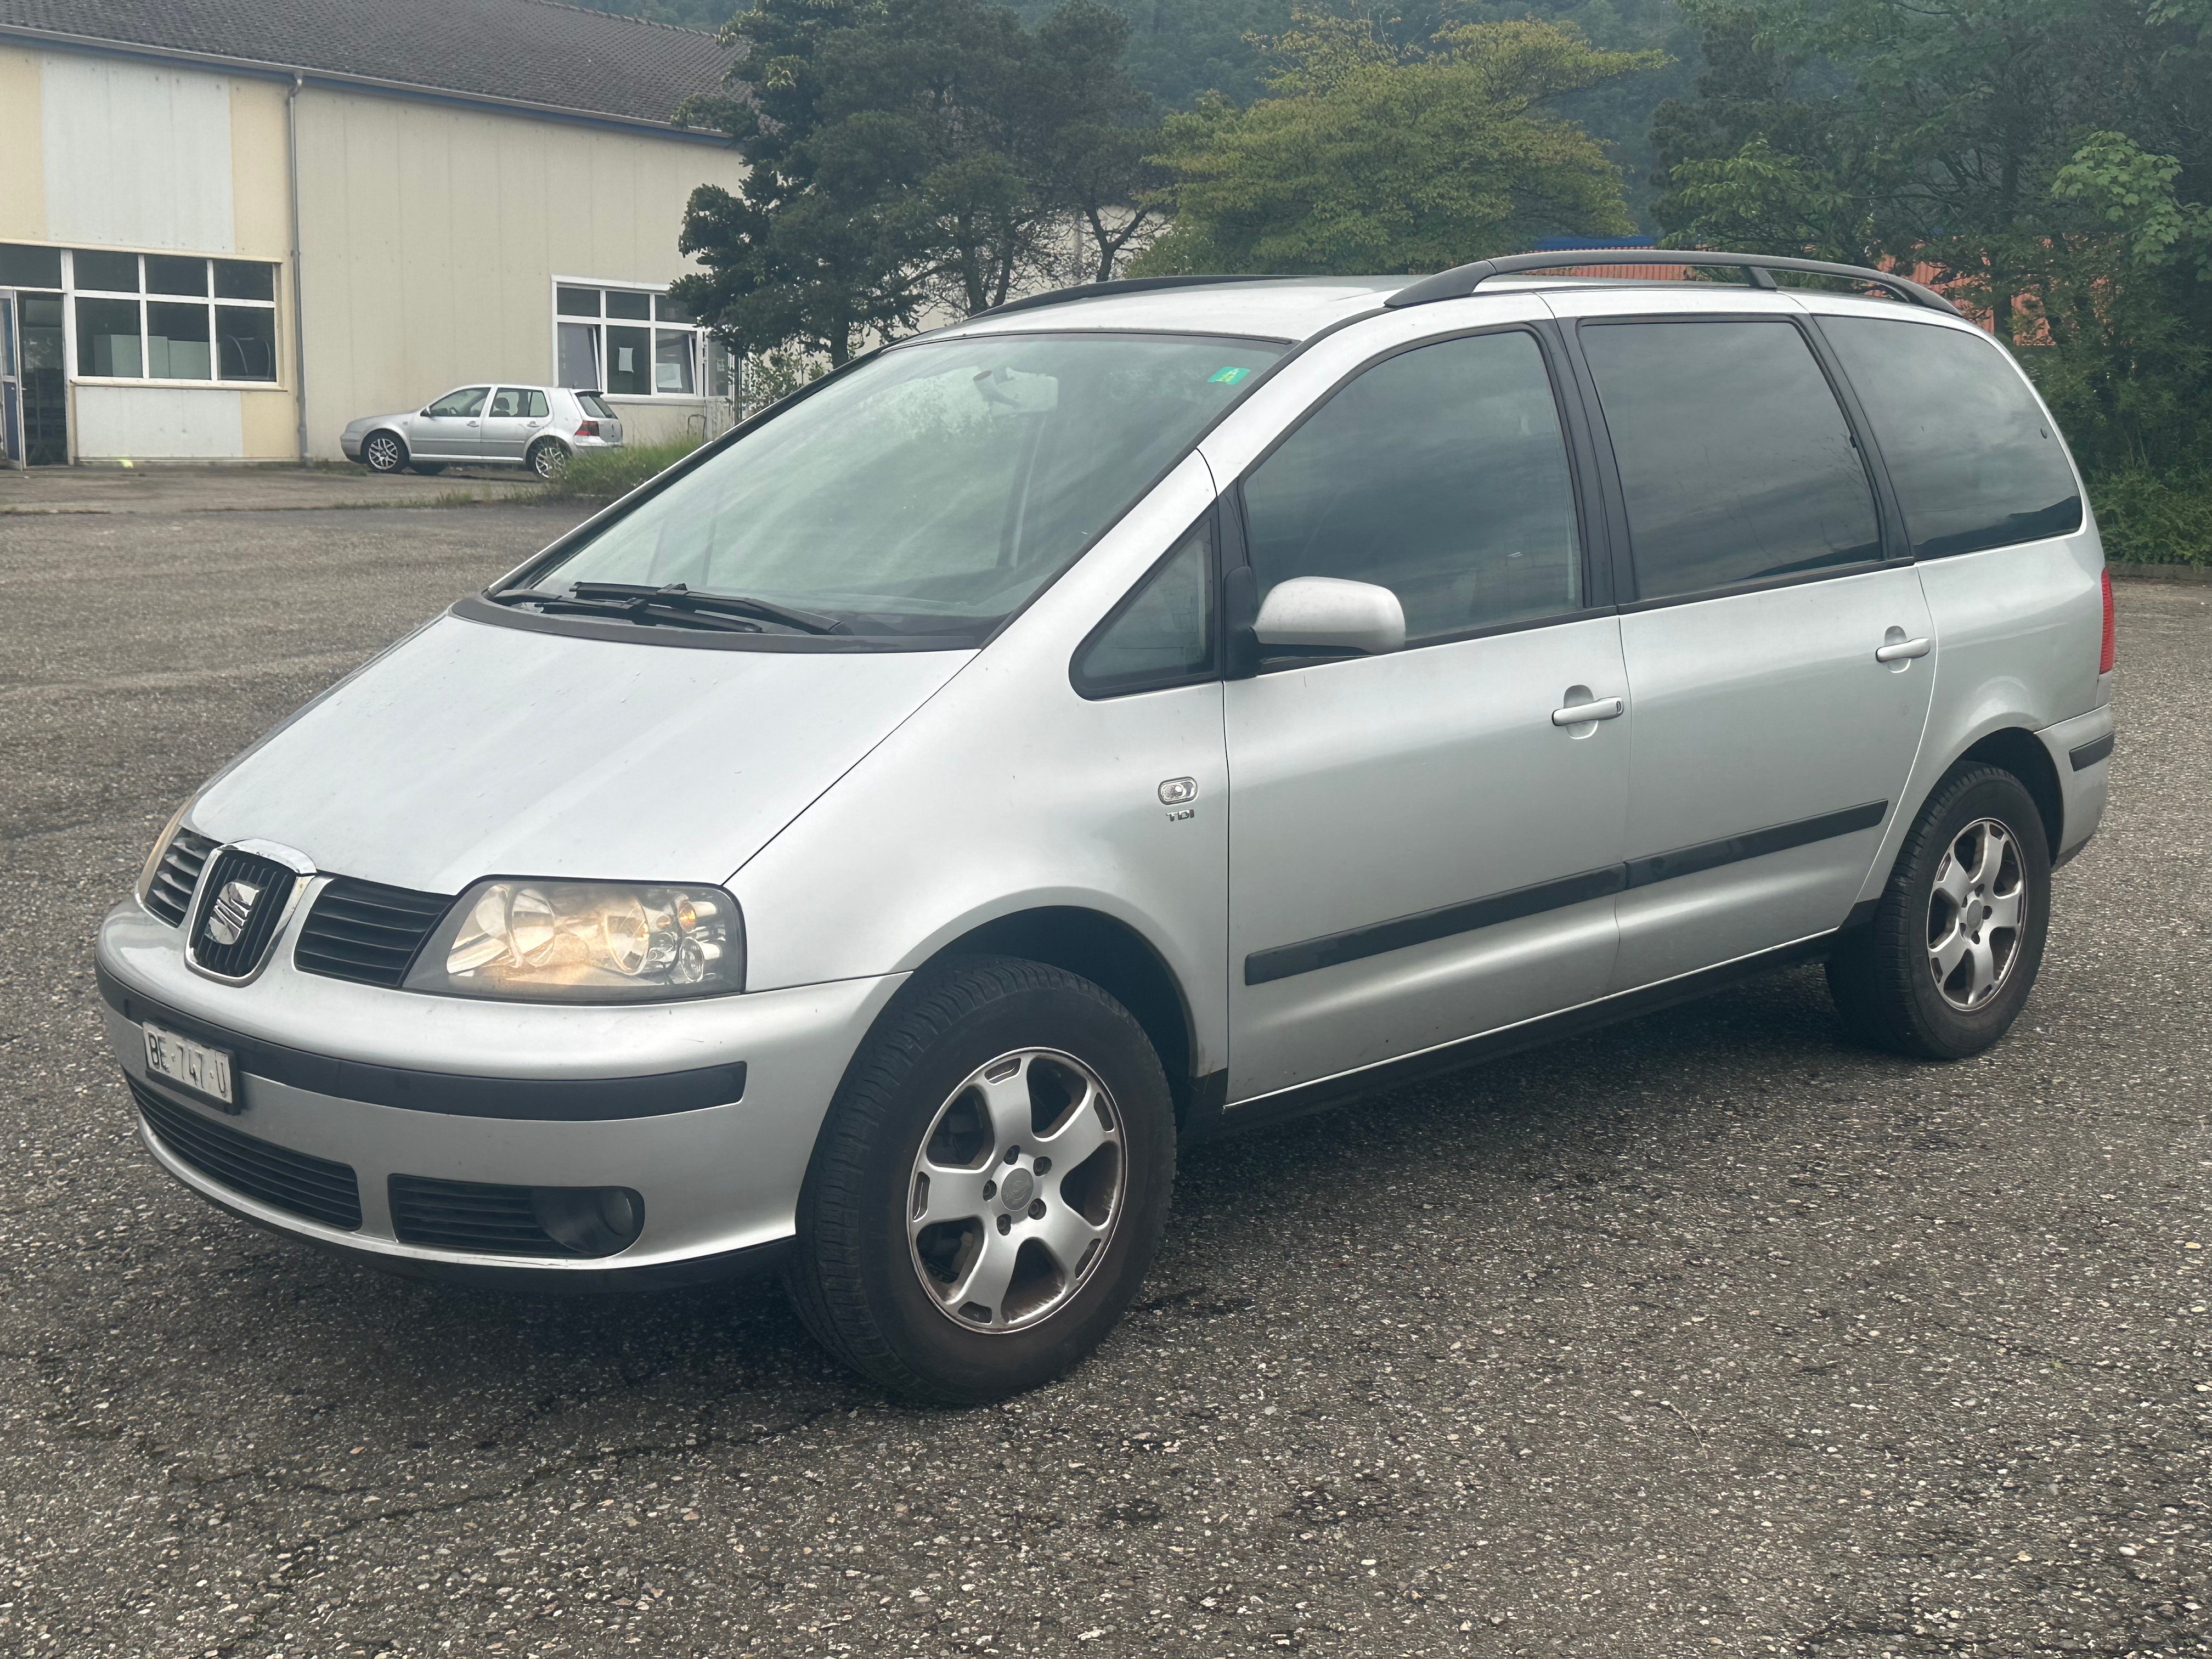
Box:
286;73;308;464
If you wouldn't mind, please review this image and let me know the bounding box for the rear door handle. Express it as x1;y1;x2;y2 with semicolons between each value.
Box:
1551;697;1625;727
1875;636;1931;663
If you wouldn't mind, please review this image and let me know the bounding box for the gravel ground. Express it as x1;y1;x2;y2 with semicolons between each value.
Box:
1;497;2205;1659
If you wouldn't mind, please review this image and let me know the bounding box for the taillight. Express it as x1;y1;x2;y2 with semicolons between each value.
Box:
2098;567;2117;674
575;419;600;437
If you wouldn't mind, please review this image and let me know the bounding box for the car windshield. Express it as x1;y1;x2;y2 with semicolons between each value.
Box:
520;332;1285;642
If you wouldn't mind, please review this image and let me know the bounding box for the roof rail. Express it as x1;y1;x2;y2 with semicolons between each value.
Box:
970;273;1287;320
1385;249;1961;317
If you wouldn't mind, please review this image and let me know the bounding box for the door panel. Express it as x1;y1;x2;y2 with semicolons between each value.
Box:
480;387;549;461
1611;569;1934;987
408;387;487;459
1227;619;1632;1101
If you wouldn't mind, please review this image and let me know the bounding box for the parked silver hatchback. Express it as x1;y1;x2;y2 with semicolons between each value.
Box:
340;382;624;478
101;252;2115;1402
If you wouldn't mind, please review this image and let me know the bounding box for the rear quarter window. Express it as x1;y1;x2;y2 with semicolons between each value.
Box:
1820;317;2082;558
576;392;614;420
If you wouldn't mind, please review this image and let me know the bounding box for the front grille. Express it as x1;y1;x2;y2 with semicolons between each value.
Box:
186;848;299;979
131;1077;363;1230
294;877;452;988
144;829;218;927
389;1175;563;1255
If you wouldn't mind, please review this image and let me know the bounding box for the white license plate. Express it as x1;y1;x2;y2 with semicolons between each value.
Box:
143;1023;234;1107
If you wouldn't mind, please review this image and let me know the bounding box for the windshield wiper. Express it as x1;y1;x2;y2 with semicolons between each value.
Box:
569;582;848;636
484;587;765;634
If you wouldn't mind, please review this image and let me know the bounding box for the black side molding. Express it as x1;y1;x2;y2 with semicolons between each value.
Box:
97;964;744;1121
2068;731;2114;772
1244;802;1887;986
1244;866;1627;986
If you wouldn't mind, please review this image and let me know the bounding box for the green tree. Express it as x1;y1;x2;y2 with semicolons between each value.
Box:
1132;16;1664;275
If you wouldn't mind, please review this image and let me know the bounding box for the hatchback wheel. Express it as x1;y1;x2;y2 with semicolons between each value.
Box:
361;431;406;473
783;956;1175;1403
1827;763;2051;1059
528;439;567;479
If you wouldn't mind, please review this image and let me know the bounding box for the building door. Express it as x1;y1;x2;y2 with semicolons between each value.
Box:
0;292;22;470
17;291;67;465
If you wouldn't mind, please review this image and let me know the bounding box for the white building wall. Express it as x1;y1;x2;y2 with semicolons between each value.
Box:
74;385;245;458
41;55;236;252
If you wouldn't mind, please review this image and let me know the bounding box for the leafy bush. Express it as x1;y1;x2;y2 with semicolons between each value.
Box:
2086;467;2212;568
541;436;702;499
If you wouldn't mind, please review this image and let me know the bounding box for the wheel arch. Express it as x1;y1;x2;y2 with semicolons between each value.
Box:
919;906;1203;1130
364;426;409;460
1954;726;2064;856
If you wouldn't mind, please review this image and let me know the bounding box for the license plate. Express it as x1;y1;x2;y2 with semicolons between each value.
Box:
143;1023;235;1108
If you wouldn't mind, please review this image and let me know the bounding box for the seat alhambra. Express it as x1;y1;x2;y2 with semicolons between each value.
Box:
98;251;2115;1402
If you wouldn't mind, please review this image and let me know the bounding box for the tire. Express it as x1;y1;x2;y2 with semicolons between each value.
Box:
783;956;1176;1404
527;439;568;480
360;431;407;474
409;461;446;477
1827;763;2052;1059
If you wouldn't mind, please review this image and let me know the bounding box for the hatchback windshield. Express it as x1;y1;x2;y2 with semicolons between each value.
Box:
520;332;1285;642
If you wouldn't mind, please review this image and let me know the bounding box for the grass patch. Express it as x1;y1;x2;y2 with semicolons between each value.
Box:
2087;466;2212;567
543;437;703;499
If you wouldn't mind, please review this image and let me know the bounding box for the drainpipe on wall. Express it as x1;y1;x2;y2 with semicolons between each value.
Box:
286;72;309;464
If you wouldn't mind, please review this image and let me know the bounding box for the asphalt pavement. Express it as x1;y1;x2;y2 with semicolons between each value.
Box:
0;479;2205;1658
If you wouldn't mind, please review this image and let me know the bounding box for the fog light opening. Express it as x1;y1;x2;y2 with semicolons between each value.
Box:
529;1185;645;1257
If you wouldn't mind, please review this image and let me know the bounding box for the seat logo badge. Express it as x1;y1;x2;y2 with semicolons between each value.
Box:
206;879;262;946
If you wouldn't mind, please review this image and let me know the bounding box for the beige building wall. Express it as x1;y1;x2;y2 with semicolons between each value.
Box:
295;88;746;458
1;40;742;462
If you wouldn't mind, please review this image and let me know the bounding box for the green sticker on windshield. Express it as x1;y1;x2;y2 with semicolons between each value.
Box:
1207;366;1250;384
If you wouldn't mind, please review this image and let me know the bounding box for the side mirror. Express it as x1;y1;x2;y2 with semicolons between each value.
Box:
1251;577;1406;657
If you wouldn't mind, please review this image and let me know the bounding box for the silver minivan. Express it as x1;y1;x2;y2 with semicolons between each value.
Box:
99;253;2115;1402
341;383;624;478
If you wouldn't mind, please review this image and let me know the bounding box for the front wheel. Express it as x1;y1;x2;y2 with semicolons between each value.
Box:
360;431;407;473
783;957;1175;1403
1827;763;2052;1059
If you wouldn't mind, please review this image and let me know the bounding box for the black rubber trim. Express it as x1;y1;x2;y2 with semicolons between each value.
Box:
1623;800;1887;888
1243;801;1888;985
1220;931;1842;1136
2068;731;2114;771
1246;866;1627;986
98;963;745;1120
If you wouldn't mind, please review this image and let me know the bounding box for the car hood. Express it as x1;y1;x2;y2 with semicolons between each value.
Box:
187;612;973;895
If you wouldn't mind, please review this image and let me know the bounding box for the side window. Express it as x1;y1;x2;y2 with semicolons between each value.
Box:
1240;330;1582;644
1821;317;2082;558
488;388;524;418
426;387;488;418
1073;515;1215;697
1581;320;1882;601
524;389;550;419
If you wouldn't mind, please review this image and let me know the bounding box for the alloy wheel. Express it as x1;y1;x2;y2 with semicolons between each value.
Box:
906;1048;1126;1333
1926;816;2027;1011
364;433;402;472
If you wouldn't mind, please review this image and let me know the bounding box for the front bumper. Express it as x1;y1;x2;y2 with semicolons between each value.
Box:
339;430;365;460
98;899;904;1282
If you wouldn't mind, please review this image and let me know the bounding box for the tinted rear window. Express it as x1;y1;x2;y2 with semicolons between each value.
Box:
576;392;614;420
1821;317;2082;558
1582;319;1882;601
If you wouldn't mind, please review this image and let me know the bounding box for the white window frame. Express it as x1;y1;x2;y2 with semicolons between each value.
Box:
551;276;729;402
60;247;283;390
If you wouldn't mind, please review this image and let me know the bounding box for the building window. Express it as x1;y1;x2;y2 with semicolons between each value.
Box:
554;281;719;398
55;249;280;386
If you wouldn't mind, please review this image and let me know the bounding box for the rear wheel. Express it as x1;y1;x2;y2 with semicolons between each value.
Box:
527;439;567;479
783;957;1175;1403
360;431;406;473
1827;763;2051;1059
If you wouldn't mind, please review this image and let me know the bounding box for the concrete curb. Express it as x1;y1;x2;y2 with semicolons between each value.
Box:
2109;560;2212;583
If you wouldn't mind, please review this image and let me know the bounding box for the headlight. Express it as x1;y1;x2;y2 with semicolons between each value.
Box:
404;879;743;1002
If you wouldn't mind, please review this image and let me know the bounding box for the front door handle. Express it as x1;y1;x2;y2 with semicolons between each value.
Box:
1875;636;1931;663
1551;696;1625;727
